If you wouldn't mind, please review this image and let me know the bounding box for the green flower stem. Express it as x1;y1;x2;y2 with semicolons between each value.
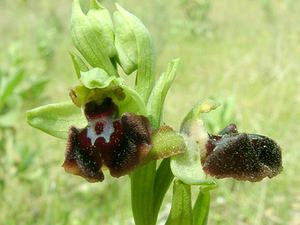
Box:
131;162;156;225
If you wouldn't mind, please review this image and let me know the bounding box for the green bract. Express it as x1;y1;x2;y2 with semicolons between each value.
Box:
147;59;180;128
114;4;155;102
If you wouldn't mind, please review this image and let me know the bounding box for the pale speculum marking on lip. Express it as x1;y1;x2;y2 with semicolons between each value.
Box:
63;98;152;182
87;117;115;145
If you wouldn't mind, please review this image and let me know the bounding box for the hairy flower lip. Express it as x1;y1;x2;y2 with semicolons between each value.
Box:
202;124;282;182
63;98;152;182
63;126;105;182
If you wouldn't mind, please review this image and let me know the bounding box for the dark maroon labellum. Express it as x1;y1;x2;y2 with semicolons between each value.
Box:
63;98;152;182
202;124;282;182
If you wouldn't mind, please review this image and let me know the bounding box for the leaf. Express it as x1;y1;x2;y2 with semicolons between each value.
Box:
0;69;24;111
165;180;193;225
26;101;87;139
20;77;49;100
115;4;155;102
193;189;211;225
147;59;180;128
0;110;19;128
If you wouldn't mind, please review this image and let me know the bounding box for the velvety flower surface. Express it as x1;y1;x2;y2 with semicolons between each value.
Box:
202;124;282;182
63;98;152;182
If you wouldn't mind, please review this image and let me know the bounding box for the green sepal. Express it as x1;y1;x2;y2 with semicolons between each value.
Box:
26;101;87;139
147;58;180;128
70;68;146;116
165;180;193;225
114;4;155;102
170;100;219;185
71;0;117;76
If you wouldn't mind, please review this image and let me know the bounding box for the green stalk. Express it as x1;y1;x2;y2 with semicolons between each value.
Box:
131;161;156;225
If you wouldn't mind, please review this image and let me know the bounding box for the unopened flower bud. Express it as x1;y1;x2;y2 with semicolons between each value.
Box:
71;0;117;75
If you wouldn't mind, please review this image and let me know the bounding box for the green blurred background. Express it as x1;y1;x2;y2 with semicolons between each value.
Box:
0;0;299;224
